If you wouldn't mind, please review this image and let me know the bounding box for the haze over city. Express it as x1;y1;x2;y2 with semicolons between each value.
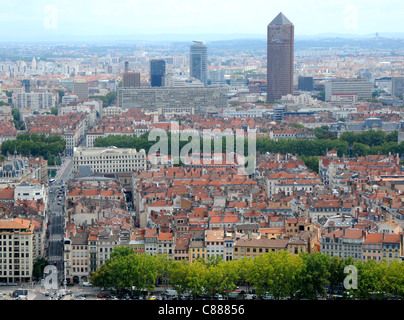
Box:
0;0;403;41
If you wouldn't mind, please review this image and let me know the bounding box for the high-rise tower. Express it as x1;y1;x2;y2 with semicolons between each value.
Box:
190;41;208;85
267;12;294;101
150;59;166;87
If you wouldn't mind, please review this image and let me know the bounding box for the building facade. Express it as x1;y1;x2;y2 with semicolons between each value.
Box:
123;72;141;88
392;76;404;98
13;92;55;110
150;60;166;87
0;218;34;284
190;41;208;85
267;12;294;101
325;78;372;101
73;81;89;100
117;86;228;112
73;146;147;175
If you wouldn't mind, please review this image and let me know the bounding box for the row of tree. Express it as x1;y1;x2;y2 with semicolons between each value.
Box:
91;247;404;300
0;133;65;164
93;130;402;160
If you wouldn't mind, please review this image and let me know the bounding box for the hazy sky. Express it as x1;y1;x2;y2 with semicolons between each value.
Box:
0;0;403;40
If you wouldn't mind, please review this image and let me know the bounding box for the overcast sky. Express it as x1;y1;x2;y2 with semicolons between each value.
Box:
0;0;402;40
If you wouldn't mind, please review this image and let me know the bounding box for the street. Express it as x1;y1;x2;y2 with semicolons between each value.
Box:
46;156;74;282
0;283;100;300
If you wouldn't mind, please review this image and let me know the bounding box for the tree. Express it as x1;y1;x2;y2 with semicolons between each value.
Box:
110;246;135;259
353;260;388;300
89;91;117;107
91;248;159;296
204;262;226;297
185;260;208;297
11;108;20;121
296;252;331;299
269;251;303;300
352;142;370;156
169;260;191;295
317;90;325;101
32;257;49;281
0;133;66;164
300;155;319;173
56;89;65;104
3;90;13;97
50;107;58;116
384;260;404;298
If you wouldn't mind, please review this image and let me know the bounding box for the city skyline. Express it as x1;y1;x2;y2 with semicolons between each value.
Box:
0;0;403;42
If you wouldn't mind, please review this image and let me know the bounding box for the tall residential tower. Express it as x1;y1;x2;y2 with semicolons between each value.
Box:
267;12;294;101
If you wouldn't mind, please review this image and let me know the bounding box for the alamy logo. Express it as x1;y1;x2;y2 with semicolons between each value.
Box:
43;265;59;290
147;125;257;176
343;265;358;290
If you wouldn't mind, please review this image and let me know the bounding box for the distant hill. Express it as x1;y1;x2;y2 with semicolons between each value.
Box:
206;36;404;51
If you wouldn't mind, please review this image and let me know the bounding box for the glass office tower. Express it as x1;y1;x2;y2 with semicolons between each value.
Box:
190;41;208;85
150;59;166;87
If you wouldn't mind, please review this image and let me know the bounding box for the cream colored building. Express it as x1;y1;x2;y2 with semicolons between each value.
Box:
64;230;89;284
73;146;147;175
0;218;34;284
233;238;290;260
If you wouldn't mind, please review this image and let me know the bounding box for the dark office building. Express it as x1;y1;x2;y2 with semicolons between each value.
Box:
298;76;313;91
150;59;166;87
123;72;141;88
21;79;30;93
267;12;294;101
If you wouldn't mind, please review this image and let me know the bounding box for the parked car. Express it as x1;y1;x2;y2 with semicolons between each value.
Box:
180;292;192;300
83;282;92;287
165;289;178;300
214;293;224;300
228;291;239;300
263;293;274;300
16;295;27;300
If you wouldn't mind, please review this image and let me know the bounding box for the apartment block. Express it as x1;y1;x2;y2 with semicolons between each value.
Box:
0;218;34;284
205;229;225;261
12;91;55;110
117;86;228;112
233;238;290;260
325;78;372;101
320;229;365;261
363;233;402;264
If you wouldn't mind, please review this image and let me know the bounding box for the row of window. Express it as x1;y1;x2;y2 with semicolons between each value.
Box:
0;263;30;268
322;245;361;251
0;235;30;240
0;271;29;276
0;241;30;247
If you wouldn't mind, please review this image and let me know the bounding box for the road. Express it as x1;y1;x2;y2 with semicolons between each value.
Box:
0;283;100;300
46;156;74;282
